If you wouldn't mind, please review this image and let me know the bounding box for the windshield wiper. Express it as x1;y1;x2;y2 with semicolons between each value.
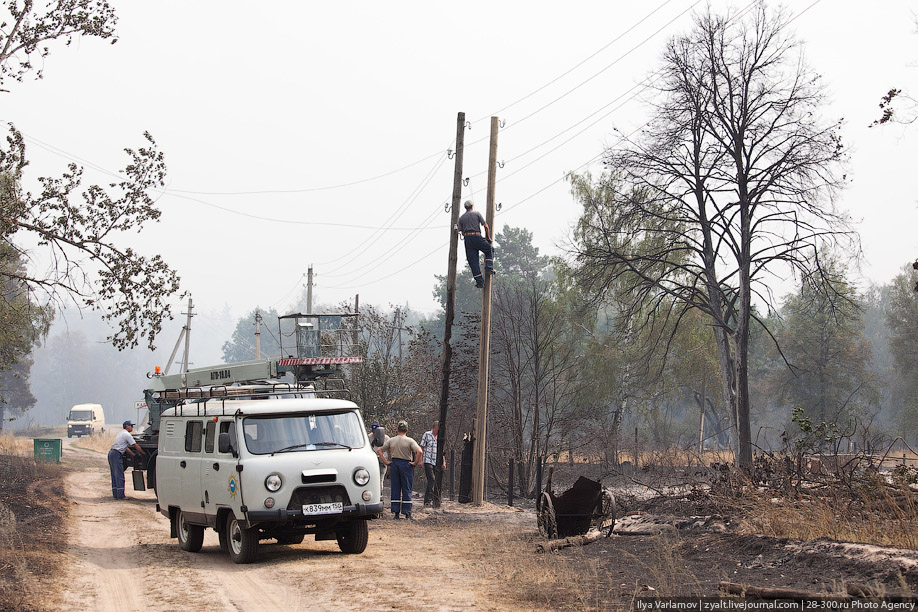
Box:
272;441;353;455
272;443;312;455
313;442;353;451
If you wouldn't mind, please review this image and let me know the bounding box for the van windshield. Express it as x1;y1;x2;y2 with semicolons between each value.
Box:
69;410;93;421
242;411;365;455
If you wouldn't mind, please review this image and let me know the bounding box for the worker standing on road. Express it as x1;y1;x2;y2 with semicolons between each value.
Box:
420;420;445;508
376;420;422;519
108;420;144;499
458;200;494;288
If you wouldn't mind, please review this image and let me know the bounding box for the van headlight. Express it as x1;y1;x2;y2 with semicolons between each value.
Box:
353;468;370;486
265;473;283;492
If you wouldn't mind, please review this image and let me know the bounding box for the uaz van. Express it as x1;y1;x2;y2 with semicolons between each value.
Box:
67;403;105;438
154;392;381;563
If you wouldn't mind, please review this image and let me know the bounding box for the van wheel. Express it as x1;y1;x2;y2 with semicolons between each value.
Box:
175;510;204;552
226;514;258;563
67;433;72;439
336;520;368;554
276;534;304;545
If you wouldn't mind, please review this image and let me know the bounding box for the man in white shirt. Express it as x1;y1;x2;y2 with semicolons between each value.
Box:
108;420;144;499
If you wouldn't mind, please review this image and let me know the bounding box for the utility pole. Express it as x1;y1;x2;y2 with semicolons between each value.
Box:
172;296;194;374
307;265;314;315
472;116;499;506
391;306;409;362
435;111;466;508
353;294;359;350
255;311;262;359
163;297;188;376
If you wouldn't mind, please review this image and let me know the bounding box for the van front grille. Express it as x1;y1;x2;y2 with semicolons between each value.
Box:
287;485;351;509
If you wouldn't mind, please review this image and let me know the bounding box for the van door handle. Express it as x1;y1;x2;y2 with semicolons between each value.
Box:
213;463;220;471
180;460;186;468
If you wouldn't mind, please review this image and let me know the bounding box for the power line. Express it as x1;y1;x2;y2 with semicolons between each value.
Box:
477;0;682;122
317;151;451;272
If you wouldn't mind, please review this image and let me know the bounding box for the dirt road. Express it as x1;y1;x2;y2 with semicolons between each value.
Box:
50;439;535;612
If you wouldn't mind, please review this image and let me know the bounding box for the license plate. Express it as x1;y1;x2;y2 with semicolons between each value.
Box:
302;502;343;515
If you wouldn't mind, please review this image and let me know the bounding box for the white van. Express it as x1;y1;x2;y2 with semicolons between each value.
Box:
67;403;105;438
155;394;381;563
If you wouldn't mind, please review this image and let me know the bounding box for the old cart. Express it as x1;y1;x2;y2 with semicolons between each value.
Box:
537;473;616;540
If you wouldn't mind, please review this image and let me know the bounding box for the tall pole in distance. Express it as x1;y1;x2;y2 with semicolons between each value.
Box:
181;296;194;375
434;112;466;508
472;116;499;505
307;265;314;314
254;311;262;359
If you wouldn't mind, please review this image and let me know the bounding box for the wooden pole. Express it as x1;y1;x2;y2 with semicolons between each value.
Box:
434;112;466;508
472;116;499;505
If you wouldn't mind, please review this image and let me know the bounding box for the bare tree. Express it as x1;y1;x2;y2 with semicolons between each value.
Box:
569;4;855;469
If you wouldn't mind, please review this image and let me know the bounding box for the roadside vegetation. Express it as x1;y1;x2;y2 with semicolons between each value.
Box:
0;436;65;612
73;432;117;454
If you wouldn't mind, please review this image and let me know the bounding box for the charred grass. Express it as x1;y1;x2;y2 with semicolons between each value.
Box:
471;452;918;611
0;436;67;612
711;455;918;549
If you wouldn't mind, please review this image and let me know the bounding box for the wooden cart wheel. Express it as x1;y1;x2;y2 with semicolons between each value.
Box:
593;490;616;538
537;491;558;539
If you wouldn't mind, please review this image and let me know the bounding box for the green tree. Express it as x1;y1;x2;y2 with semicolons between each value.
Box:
222;308;282;362
0;244;50;428
769;262;877;444
884;265;918;439
569;4;853;469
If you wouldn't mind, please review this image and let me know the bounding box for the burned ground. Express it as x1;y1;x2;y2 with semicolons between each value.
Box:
0;451;67;612
3;441;918;611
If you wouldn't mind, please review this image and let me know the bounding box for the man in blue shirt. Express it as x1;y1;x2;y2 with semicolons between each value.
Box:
457;201;494;288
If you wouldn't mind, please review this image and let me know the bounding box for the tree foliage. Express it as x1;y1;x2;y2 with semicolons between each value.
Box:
0;0;117;88
0;242;48;427
0;1;181;352
221;308;283;362
769;259;877;435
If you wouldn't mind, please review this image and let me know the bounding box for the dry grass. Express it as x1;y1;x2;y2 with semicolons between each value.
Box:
0;436;66;612
709;454;918;550
465;524;606;611
0;435;31;457
735;483;918;548
73;431;116;453
465;524;703;611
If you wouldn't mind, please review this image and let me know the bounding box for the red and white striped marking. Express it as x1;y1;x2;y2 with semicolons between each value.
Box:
277;357;363;366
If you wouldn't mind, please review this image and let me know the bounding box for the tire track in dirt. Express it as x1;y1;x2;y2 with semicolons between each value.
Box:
49;438;536;612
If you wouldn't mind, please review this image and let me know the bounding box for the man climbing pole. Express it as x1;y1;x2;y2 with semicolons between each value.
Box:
458;200;494;288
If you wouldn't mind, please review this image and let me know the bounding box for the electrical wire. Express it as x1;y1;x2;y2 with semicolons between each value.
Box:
477;0;682;123
317;151;451;272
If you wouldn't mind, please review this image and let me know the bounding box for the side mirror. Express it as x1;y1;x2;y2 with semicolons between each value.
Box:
218;432;237;457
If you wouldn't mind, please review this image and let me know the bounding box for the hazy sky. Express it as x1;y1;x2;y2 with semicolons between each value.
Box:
6;0;918;343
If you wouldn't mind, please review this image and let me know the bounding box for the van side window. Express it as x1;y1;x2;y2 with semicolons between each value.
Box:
219;421;236;454
185;421;203;453
204;421;216;453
